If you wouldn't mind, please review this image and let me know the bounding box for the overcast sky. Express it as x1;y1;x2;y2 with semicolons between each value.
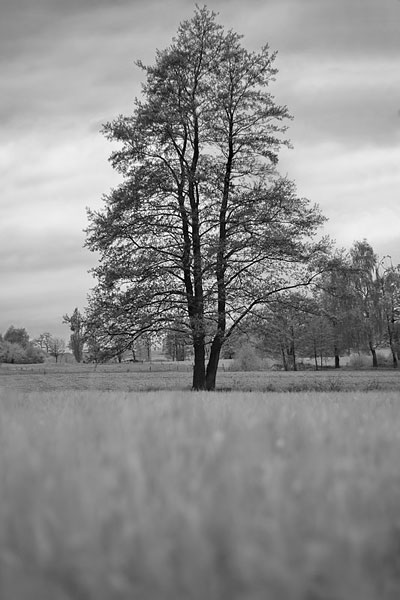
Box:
1;0;399;340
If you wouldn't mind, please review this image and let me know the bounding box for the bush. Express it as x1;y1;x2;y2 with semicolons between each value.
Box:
229;343;265;371
348;353;372;369
376;350;397;367
0;340;44;364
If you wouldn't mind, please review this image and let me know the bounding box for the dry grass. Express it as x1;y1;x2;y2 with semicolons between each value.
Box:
1;388;400;599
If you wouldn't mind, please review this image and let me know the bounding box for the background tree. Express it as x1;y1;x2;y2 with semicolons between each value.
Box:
4;326;30;349
318;253;357;368
34;332;53;354
163;318;192;361
85;6;328;389
254;292;324;370
63;308;86;363
0;327;44;364
348;241;384;367
84;291;136;362
0;341;24;364
48;337;66;363
375;261;400;368
300;312;334;370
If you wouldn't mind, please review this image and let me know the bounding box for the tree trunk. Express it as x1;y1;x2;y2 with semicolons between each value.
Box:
281;346;288;371
292;347;297;371
192;339;206;390
314;343;318;371
387;319;398;368
369;342;378;368
334;345;340;368
290;327;297;371
205;339;222;391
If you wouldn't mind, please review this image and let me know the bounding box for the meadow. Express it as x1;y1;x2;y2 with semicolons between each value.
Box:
1;365;400;599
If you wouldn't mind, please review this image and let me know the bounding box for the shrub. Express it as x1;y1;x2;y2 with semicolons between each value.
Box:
230;343;265;371
0;340;44;364
348;353;372;369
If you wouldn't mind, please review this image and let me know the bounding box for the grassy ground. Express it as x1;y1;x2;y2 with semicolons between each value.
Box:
0;362;399;393
1;385;400;599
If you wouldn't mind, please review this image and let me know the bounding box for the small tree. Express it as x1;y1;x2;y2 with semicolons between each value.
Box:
48;337;66;363
0;341;25;363
0;339;44;364
63;308;86;363
163;320;191;361
4;326;30;349
34;332;53;354
254;293;321;370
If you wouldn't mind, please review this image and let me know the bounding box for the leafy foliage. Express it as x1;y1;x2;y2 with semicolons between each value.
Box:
63;308;86;363
0;326;44;364
4;326;30;349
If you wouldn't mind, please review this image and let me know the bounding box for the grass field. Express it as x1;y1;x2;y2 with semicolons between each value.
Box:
1;366;400;599
1;361;399;393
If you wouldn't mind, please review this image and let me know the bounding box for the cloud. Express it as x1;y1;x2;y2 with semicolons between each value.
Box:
1;0;400;337
209;0;400;59
1;265;93;340
279;141;400;259
277;56;400;148
0;226;98;339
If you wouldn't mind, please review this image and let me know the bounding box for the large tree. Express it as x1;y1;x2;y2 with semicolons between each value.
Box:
85;7;327;390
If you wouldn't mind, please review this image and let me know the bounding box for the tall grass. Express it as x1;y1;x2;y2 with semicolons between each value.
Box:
1;390;400;599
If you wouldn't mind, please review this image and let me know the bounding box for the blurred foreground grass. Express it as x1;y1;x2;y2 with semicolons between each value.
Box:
1;390;400;599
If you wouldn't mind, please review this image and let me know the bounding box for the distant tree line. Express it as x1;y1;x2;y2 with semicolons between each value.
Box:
223;240;400;370
0;327;67;364
63;307;153;363
73;240;400;372
0;326;44;364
